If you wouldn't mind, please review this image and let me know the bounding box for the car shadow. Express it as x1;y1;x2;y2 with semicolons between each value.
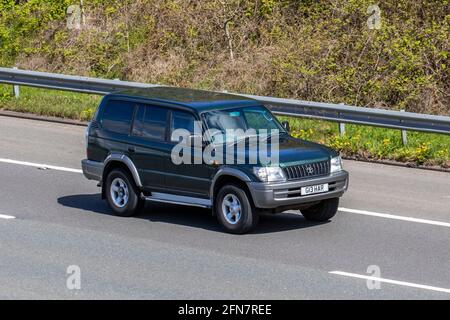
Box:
57;193;329;234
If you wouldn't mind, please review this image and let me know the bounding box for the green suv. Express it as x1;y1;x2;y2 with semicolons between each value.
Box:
82;87;349;234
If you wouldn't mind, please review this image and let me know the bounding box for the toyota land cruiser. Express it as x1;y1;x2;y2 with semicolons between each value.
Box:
82;87;349;234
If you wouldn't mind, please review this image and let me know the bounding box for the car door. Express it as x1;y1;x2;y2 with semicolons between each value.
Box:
165;109;212;197
128;103;173;190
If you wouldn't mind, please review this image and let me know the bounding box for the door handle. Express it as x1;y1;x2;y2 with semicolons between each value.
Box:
128;146;136;153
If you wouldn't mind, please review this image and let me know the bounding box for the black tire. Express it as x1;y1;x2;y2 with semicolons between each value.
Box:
301;197;339;222
215;184;259;234
105;168;143;217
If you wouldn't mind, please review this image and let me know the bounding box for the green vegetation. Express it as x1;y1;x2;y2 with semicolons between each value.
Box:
0;1;449;167
1;84;448;167
0;0;448;114
0;85;99;120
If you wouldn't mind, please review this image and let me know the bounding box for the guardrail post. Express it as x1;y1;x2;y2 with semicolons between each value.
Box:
339;123;346;136
401;109;407;145
12;67;19;98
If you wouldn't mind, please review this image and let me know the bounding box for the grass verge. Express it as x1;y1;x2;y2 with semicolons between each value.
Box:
1;85;449;168
0;85;100;121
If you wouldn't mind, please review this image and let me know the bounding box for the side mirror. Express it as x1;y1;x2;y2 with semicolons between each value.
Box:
281;121;290;132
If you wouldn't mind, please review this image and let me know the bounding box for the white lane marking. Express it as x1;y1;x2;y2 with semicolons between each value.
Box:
0;158;82;174
1;157;450;228
330;271;450;294
0;214;15;220
339;207;450;228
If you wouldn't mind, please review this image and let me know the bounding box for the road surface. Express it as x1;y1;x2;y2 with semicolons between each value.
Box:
0;115;449;299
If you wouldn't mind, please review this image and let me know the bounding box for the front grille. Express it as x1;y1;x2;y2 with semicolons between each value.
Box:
282;160;330;180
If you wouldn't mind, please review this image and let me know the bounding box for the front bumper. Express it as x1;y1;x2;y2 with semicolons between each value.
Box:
247;170;349;209
81;159;103;181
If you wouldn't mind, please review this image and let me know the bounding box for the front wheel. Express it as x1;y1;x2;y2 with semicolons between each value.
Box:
215;184;259;234
301;198;339;222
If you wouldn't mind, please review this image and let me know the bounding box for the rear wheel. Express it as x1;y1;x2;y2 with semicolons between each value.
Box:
105;168;143;217
215;184;259;234
301;198;339;222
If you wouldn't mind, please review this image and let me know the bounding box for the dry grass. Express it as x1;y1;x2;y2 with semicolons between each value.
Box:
2;0;449;115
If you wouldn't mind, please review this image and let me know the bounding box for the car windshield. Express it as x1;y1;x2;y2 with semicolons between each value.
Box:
202;106;286;143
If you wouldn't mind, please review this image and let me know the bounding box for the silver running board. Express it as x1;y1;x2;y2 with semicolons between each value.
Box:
142;192;212;209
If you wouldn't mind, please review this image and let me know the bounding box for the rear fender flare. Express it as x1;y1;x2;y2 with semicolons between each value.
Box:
101;153;142;199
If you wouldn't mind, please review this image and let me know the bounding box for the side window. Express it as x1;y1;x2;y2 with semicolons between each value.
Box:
102;100;135;135
172;111;197;133
132;105;168;141
171;110;200;142
131;105;145;137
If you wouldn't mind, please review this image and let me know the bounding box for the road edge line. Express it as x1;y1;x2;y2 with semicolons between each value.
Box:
339;207;450;228
330;271;450;294
0;214;16;220
0;158;82;174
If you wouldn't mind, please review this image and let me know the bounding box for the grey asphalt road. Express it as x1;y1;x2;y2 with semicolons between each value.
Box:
0;115;449;299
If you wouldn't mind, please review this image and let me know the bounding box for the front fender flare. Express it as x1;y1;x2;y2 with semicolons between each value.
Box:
209;167;252;199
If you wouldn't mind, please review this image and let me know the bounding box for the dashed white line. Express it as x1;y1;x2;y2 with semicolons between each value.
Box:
339;207;450;228
0;158;82;174
330;271;450;294
1;157;450;229
0;214;15;220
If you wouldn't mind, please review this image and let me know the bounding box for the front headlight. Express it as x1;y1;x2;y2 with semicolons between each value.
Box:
253;167;286;183
330;156;343;173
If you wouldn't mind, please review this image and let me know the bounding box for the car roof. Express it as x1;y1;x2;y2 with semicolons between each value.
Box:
109;86;260;112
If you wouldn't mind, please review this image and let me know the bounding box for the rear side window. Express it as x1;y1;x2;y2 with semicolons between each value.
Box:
102;100;135;135
132;105;168;141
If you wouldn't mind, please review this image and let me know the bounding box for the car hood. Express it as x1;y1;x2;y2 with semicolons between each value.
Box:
274;135;334;166
219;134;336;166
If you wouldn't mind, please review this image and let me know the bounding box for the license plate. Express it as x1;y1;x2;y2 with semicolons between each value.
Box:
301;183;329;196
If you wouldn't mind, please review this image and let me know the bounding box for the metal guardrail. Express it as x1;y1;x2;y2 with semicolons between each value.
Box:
1;67;450;135
238;94;450;136
0;67;157;95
